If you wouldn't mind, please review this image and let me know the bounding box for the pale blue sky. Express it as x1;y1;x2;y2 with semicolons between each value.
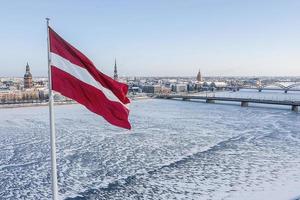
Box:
0;0;299;77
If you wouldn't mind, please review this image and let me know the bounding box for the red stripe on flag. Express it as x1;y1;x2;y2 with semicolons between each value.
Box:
49;27;130;105
51;66;131;129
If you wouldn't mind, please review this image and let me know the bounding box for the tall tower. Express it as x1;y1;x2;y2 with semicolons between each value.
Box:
113;59;118;80
24;62;33;89
196;69;202;82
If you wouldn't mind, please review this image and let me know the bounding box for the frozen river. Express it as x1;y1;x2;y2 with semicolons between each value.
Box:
0;96;300;199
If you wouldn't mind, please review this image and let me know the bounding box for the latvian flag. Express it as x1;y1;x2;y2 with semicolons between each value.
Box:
49;27;131;129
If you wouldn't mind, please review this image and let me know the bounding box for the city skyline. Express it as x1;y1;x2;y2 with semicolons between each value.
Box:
2;62;300;79
0;0;300;77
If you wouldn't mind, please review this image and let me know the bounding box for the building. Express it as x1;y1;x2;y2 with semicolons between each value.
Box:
196;69;203;82
24;62;33;89
0;89;40;103
128;86;142;94
142;85;161;94
211;82;228;90
113;59;118;80
172;84;187;93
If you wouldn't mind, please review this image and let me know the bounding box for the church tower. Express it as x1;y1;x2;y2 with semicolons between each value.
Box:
196;69;202;82
24;62;33;89
113;59;118;80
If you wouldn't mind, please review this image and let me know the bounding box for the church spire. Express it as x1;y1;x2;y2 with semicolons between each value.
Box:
24;62;33;89
26;62;30;72
196;69;202;82
113;58;118;80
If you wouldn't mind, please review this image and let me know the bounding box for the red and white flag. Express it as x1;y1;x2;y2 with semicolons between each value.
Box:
49;27;131;129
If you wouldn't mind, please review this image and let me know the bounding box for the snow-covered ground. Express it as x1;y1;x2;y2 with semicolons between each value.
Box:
0;94;300;199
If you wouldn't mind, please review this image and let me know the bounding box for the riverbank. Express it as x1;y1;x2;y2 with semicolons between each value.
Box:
0;96;152;109
0;101;76;109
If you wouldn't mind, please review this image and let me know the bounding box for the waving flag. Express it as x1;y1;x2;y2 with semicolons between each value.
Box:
49;27;131;129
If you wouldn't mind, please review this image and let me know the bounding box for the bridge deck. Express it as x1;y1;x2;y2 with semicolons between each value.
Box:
239;87;300;92
156;94;300;106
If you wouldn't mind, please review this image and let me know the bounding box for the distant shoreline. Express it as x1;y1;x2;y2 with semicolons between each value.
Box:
0;96;151;109
0;101;76;109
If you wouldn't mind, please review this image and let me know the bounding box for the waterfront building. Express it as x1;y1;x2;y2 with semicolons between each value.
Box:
202;82;212;91
0;89;40;103
211;82;228;90
24;62;33;89
129;86;141;94
142;85;162;94
172;84;188;93
161;86;171;94
194;82;204;91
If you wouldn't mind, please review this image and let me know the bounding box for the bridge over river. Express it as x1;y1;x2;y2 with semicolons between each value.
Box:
230;82;300;93
156;93;300;112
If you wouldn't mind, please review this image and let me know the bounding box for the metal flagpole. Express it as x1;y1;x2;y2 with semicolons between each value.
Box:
46;18;59;200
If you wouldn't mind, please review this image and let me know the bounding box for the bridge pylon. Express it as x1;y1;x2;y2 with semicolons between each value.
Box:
292;105;299;112
206;99;215;103
241;101;249;107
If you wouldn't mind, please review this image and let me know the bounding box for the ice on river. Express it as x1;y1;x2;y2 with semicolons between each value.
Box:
0;97;300;200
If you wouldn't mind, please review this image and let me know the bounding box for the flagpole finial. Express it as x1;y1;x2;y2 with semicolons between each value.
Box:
46;18;50;26
46;17;50;27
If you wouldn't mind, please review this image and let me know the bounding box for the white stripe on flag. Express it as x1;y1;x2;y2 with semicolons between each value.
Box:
50;52;126;106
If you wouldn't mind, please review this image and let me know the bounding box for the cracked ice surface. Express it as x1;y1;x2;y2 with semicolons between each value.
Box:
0;97;300;200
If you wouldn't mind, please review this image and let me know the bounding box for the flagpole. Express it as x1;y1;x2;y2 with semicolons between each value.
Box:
46;18;59;200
